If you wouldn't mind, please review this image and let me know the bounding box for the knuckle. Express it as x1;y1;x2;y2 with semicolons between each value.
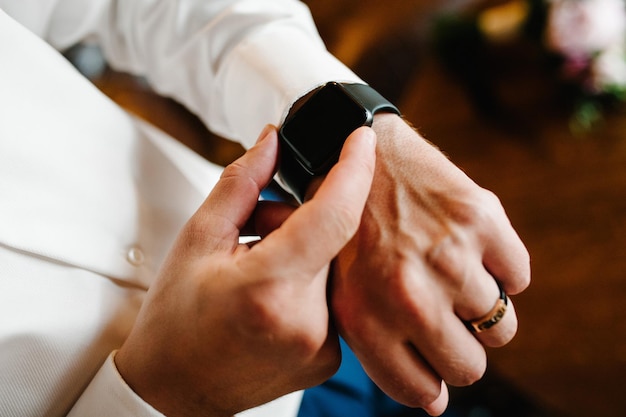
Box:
238;283;289;335
242;284;291;329
426;190;506;279
220;160;247;179
457;189;503;229
426;234;468;282
291;324;329;359
451;359;486;386
383;262;437;327
220;161;261;194
443;349;487;387
239;282;329;357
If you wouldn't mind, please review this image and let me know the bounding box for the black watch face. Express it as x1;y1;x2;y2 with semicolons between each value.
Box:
280;83;369;174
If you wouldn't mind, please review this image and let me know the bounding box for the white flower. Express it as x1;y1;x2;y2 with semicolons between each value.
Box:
546;0;626;58
590;45;626;91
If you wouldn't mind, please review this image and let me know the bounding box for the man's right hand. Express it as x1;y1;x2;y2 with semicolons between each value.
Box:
115;125;377;417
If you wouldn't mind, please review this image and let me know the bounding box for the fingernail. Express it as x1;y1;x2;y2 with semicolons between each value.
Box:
256;124;274;144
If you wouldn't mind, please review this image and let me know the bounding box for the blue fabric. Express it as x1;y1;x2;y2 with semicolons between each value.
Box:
298;339;432;417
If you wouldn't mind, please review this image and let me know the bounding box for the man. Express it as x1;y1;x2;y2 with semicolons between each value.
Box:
0;1;530;416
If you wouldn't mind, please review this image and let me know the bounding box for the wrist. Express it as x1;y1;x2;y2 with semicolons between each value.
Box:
115;339;222;417
278;82;399;203
370;112;452;175
372;113;424;153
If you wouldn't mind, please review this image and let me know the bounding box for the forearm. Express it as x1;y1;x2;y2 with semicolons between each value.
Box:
0;0;361;147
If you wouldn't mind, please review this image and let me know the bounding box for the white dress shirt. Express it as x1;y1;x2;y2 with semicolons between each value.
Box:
0;1;361;415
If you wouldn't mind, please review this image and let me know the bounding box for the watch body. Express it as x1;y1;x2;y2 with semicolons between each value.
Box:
278;82;400;203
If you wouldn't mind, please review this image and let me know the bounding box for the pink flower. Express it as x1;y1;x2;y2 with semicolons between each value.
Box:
561;55;591;79
545;0;626;58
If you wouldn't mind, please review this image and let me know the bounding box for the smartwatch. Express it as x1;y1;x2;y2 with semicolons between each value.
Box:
278;82;400;203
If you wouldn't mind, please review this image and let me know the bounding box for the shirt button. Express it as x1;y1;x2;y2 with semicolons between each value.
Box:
126;246;145;266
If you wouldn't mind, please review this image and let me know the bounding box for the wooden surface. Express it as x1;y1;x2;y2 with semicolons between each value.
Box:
92;2;626;416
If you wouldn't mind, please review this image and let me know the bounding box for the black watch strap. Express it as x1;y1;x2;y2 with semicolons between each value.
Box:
279;83;400;203
341;83;400;116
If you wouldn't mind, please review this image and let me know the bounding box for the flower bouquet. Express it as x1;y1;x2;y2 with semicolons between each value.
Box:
545;0;626;131
434;0;626;133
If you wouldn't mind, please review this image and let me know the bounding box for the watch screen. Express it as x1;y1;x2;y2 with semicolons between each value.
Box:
281;83;369;174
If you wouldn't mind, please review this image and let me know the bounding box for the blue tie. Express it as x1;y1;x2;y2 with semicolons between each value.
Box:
298;339;435;417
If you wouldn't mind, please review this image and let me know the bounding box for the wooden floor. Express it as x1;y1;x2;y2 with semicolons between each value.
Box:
91;1;626;416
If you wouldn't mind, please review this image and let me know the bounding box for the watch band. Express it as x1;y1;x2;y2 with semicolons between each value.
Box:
279;82;400;203
341;83;400;116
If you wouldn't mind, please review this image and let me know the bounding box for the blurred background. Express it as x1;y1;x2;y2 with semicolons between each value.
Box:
72;1;626;416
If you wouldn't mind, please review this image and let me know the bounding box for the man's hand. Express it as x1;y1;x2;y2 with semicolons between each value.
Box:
115;125;377;417
331;114;531;416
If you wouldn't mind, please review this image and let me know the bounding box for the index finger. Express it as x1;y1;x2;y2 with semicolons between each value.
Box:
251;127;377;276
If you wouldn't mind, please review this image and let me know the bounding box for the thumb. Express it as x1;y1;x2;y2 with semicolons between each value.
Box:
188;125;279;253
251;126;377;276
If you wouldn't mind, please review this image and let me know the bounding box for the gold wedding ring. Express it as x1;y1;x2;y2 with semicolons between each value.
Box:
466;285;508;333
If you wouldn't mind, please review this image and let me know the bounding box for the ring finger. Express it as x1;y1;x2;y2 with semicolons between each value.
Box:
454;261;518;347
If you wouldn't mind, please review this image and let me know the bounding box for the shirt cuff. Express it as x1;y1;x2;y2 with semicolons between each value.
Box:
213;22;362;149
67;351;165;417
68;351;304;417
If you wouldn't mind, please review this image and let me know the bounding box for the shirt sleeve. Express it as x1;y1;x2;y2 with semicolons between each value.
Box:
68;351;304;417
0;0;362;148
67;352;166;417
